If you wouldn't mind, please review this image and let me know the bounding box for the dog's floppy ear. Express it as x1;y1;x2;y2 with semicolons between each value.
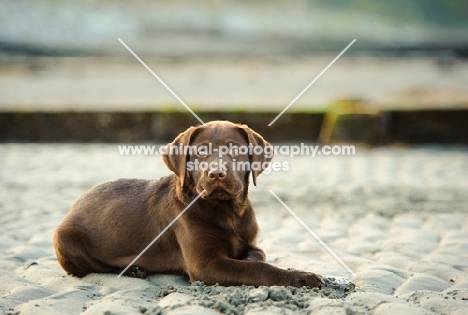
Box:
162;126;198;187
238;124;273;186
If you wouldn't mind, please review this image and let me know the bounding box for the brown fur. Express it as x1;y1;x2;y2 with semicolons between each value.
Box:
53;121;323;288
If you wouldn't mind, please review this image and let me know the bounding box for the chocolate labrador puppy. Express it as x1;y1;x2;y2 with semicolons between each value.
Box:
53;121;323;288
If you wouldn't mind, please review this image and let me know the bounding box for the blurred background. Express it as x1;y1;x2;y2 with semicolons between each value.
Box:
1;0;468;143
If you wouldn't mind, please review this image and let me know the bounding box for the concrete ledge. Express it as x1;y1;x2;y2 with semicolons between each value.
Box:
0;112;323;143
1;110;467;144
388;110;468;144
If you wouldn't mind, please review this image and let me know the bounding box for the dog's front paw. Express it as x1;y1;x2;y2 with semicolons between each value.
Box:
290;271;323;289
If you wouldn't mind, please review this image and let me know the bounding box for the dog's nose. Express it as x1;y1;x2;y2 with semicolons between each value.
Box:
208;169;227;180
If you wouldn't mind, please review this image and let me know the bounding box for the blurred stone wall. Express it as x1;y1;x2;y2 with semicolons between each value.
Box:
1;0;467;58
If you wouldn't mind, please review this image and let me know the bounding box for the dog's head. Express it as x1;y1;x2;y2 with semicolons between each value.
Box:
162;121;272;200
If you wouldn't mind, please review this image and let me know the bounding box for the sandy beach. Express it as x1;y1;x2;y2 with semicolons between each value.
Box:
1;143;467;314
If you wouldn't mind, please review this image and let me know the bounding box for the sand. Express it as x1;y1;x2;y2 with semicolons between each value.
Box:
1;144;468;314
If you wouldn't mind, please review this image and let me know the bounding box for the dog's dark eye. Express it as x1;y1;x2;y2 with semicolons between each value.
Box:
230;147;240;157
197;147;209;157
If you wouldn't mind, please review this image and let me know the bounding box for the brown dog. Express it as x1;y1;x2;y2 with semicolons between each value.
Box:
53;121;323;288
